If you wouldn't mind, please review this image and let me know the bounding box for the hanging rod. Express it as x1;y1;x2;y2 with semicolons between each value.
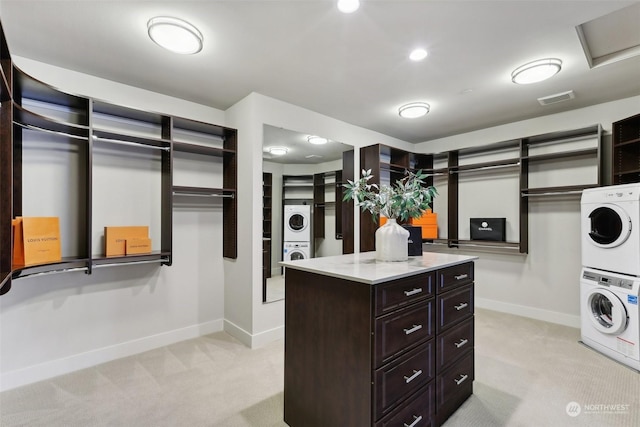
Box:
93;259;165;269
14;121;88;141
521;190;583;197
92;136;170;151
450;162;520;174
173;192;234;198
453;243;521;250
14;266;87;279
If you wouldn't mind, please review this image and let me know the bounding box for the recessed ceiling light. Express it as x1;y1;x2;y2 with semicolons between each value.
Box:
147;16;203;55
398;102;430;119
307;136;328;145
337;0;360;14
511;58;562;84
268;147;288;156
409;48;428;61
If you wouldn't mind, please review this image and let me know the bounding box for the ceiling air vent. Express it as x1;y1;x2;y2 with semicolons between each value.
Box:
538;90;575;106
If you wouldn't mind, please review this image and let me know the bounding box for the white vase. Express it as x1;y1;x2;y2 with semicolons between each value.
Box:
375;218;410;262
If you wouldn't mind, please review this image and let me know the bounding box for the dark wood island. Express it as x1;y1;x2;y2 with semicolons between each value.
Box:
281;251;478;427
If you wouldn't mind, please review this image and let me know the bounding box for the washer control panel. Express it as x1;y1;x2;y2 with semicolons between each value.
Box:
583;270;634;290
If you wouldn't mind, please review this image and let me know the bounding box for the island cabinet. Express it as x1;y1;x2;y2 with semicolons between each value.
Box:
282;252;477;427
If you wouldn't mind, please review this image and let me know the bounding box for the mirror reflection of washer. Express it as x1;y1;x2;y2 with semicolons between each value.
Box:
284;205;311;242
283;242;310;262
580;267;640;371
581;184;640;276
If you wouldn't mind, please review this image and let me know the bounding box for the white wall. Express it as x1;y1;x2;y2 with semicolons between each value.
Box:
416;95;640;327
0;58;227;391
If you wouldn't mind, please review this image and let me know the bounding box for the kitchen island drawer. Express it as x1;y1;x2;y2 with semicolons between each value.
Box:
436;284;473;333
436;262;474;292
375;383;434;427
374;340;435;419
375;299;435;366
436;317;474;371
375;272;434;316
436;352;474;424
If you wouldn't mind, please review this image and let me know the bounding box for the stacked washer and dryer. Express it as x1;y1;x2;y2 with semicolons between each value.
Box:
283;205;311;262
580;183;640;371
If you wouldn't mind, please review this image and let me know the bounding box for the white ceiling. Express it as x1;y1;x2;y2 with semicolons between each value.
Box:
1;0;640;147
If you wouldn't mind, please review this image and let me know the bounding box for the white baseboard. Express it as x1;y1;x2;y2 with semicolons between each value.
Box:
476;297;580;328
0;319;223;392
223;319;284;349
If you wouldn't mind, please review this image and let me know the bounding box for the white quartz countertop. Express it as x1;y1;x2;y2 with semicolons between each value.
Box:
279;251;478;285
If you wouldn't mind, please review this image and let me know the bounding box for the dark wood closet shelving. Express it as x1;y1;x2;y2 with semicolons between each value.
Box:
613;113;640;185
0;21;238;295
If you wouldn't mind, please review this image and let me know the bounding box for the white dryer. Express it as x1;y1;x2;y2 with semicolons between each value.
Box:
581;183;640;277
283;241;310;262
580;267;640;371
284;205;311;242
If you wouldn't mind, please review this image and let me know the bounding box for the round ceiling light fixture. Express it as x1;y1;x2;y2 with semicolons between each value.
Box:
337;0;360;13
147;16;203;54
268;146;289;156
398;102;430;119
409;48;428;61
307;136;328;145
511;58;562;84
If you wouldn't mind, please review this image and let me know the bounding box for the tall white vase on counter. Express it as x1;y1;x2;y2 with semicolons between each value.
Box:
375;218;409;262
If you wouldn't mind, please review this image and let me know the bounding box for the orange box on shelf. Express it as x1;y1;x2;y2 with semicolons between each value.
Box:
104;226;149;257
420;224;438;239
410;209;438;226
125;238;152;255
12;216;62;267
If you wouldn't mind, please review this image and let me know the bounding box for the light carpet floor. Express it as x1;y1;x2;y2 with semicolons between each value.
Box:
1;308;638;426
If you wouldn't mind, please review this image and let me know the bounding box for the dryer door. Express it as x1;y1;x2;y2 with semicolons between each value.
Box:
288;213;308;233
586;204;632;248
586;288;629;335
288;250;307;261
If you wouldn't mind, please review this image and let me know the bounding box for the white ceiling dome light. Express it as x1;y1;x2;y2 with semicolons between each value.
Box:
268;146;289;156
398;102;430;119
147;16;203;54
511;58;562;84
409;48;428;61
307;136;328;145
337;0;360;14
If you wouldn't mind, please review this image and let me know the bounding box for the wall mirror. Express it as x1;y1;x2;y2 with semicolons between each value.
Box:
262;124;353;303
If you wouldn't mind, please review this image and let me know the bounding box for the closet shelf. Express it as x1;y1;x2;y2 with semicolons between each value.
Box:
173;141;232;157
450;158;520;173
11;258;90;280
13;104;90;138
92;252;171;267
522;147;597;162
172;186;235;198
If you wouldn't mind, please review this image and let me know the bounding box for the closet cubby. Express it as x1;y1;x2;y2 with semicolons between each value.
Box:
0;22;237;295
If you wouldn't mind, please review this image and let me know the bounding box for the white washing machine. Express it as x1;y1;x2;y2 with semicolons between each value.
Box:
580;267;640;371
581;183;640;277
283;241;310;262
284;205;311;242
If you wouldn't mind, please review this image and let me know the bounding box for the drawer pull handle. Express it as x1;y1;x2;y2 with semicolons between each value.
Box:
454;274;468;280
454;374;469;385
454;338;469;348
403;415;423;427
454;302;468;311
404;287;423;297
403;369;423;383
403;324;423;335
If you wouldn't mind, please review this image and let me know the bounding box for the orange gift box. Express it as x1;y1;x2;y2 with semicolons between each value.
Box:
125;238;152;255
411;210;439;239
104;226;149;256
13;216;62;267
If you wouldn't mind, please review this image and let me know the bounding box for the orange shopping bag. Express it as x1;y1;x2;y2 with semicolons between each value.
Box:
13;217;62;267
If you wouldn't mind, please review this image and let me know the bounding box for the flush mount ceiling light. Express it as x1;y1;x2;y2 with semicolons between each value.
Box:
511;58;562;84
337;0;360;13
398;102;430;119
268;146;288;156
147;16;203;54
409;48;428;61
307;136;328;145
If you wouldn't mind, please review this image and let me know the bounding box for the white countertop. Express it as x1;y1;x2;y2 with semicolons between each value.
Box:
279;251;478;285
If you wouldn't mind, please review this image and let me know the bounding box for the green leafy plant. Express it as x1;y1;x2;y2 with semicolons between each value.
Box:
343;169;438;222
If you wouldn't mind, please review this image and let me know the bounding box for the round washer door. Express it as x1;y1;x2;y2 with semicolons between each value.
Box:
586;288;628;335
586;203;632;248
288;250;306;261
288;213;308;232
